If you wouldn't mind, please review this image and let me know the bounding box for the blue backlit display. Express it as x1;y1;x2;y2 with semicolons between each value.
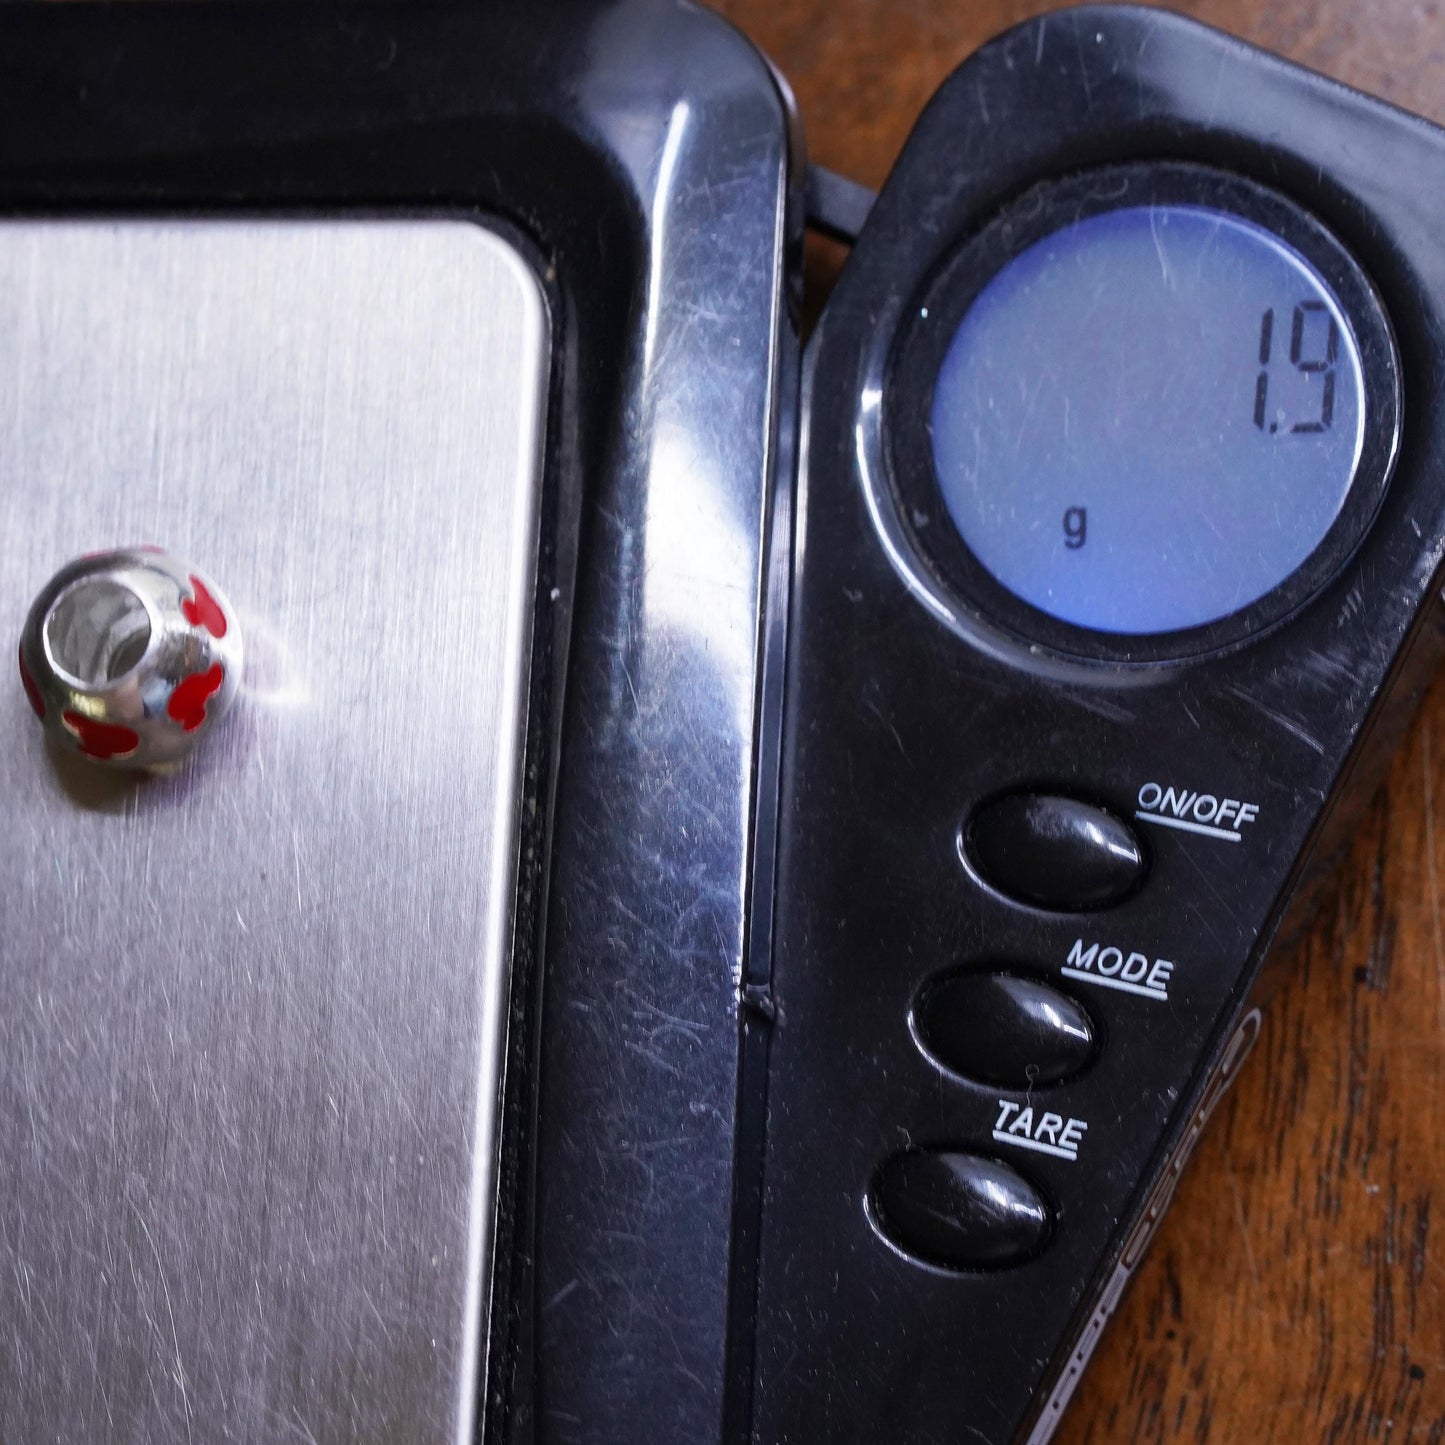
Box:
929;204;1366;634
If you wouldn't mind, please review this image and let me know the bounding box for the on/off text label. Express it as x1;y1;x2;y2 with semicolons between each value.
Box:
1135;780;1260;842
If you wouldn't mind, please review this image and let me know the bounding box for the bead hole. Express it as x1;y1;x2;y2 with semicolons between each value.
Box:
45;578;152;686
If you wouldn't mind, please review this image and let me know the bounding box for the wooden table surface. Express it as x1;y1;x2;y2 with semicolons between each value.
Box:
711;1;1445;1439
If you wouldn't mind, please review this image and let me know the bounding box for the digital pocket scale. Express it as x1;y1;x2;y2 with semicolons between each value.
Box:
749;14;1445;1441
0;4;1440;1442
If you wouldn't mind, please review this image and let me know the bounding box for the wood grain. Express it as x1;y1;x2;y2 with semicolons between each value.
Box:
710;1;1445;1438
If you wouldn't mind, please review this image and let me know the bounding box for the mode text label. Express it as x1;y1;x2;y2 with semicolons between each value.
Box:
1061;937;1173;1002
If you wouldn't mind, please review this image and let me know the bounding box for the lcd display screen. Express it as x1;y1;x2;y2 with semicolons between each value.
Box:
928;204;1367;634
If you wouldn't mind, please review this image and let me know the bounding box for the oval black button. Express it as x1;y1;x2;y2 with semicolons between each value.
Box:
914;972;1096;1087
966;793;1144;909
872;1150;1050;1269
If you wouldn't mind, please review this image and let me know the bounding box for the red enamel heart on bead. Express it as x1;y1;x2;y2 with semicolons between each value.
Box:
167;663;225;732
61;711;140;760
181;576;228;639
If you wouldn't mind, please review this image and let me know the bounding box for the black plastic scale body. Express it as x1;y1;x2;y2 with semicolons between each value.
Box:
748;10;1445;1442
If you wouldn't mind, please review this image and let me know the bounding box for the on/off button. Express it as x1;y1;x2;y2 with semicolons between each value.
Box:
965;793;1146;911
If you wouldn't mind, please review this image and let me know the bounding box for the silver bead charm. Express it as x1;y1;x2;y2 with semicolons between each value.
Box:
19;547;242;770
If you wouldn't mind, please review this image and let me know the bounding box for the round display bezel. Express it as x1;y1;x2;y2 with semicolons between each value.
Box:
884;162;1402;665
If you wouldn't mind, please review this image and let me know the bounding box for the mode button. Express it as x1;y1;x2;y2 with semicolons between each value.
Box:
966;793;1144;910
